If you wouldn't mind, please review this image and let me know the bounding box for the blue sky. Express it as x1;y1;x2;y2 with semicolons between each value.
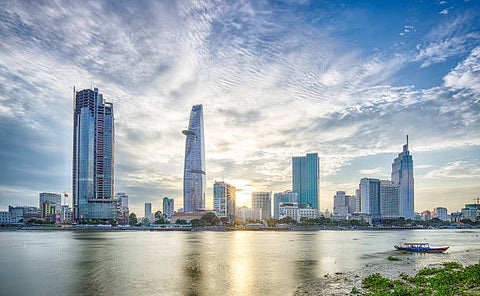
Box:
0;0;479;215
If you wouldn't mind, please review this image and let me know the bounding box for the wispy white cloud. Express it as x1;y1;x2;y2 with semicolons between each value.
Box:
426;161;480;179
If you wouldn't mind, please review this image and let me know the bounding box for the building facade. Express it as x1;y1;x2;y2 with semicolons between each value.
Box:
163;197;175;219
252;192;272;221
145;203;152;222
213;181;236;220
391;136;414;219
115;192;129;224
379;180;401;219
292;153;319;209
182;105;206;213
273;191;298;219
333;191;356;217
433;207;448;221
39;192;62;221
73;88;117;221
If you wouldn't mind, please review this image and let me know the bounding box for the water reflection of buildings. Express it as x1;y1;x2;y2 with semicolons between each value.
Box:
181;233;207;295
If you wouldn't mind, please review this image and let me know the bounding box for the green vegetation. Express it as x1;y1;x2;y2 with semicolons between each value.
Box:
360;262;480;295
387;256;401;261
128;213;137;225
175;219;188;225
153;218;169;224
26;219;55;225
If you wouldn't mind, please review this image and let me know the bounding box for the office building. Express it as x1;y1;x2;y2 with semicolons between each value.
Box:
273;191;297;219
39;192;62;220
292;153;319;209
145;202;152;222
163;197;175;219
236;206;262;222
379;180;401;219
8;206;40;223
182;104;206;212
333;191;356;217
252;192;272;221
0;211;12;223
213;181;236;219
391;136;414;219
433;207;448;221
115;192;129;224
72;88;117;221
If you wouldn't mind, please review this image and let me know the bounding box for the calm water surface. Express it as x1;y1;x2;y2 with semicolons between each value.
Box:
0;229;479;295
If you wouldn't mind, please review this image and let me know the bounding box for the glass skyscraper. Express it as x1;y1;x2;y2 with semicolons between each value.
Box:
391;136;414;220
182;104;206;213
72;88;117;221
292;153;319;209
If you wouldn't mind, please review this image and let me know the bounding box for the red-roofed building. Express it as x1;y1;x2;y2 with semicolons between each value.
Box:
170;212;205;223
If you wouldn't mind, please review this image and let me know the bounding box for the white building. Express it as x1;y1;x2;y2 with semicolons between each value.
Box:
236;206;262;222
252;192;271;221
273;191;298;219
279;202;320;223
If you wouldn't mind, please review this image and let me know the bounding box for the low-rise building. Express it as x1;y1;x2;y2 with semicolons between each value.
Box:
433;207;448;221
170;212;205;224
0;211;12;223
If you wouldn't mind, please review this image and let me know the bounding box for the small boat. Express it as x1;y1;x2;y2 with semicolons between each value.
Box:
394;242;449;253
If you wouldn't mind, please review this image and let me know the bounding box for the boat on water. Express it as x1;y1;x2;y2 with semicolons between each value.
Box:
394;242;449;253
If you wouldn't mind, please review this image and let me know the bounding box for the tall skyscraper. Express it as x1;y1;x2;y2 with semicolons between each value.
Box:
252;192;272;221
213;181;236;219
292;153;319;209
391;136;414;220
163;197;175;219
273;191;297;219
72;88;117;221
182;105;206;213
145;202;152;222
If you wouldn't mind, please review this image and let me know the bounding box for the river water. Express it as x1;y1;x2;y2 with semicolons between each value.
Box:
0;229;479;295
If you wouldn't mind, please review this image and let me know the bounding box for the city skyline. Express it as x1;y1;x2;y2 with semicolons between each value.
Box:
1;1;480;215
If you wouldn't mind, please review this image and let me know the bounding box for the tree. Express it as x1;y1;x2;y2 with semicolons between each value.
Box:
176;219;188;225
279;216;296;224
154;218;169;225
191;219;204;227
129;213;138;225
154;210;162;220
220;217;229;225
267;218;278;227
201;212;219;226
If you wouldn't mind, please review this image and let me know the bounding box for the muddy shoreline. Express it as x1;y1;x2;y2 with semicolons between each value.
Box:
294;248;480;295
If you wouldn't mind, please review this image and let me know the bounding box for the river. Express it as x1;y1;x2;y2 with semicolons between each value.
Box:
0;229;479;295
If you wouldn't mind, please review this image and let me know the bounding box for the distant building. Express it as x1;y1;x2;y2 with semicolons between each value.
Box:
72;88;117;221
279;202;320;222
145;203;152;223
433;207;448;221
213;181;236;220
292;153;319;209
252;192;272;221
355;189;360;213
391;136;414;219
39;192;62;221
421;210;432;221
0;211;12;224
61;205;73;223
182;104;206;213
333;191;356;218
461;207;478;221
8;206;40;223
379;181;401;219
163;197;174;219
236;206;262;222
450;212;463;223
115;193;129;224
170;212;204;224
273;191;297;219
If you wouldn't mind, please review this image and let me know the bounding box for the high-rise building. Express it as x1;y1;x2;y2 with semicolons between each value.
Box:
163;197;175;219
292;153;319;209
213;181;236;219
391;136;414;219
273;191;297;219
433;207;448;221
72;88;117;221
182;105;206;213
359;178;401;222
39;192;61;220
252;192;272;221
145;202;152;222
115;192;129;224
379;180;401;219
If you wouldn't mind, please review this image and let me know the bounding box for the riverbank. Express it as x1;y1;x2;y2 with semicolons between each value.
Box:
294;247;480;295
